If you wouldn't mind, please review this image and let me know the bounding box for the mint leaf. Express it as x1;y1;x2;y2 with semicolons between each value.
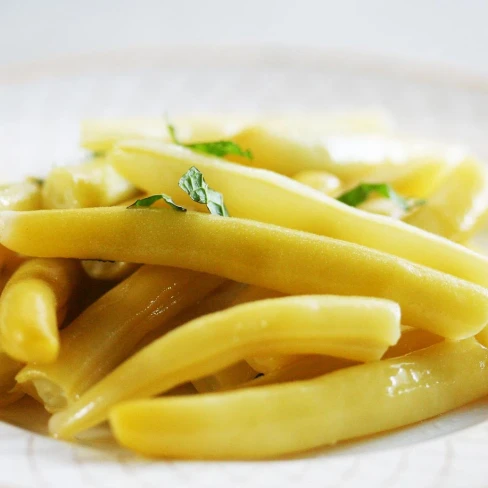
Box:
179;166;230;217
167;123;252;160
186;141;253;159
337;183;425;211
167;123;178;144
127;194;186;212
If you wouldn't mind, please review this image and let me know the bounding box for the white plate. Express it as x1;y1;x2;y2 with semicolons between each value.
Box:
1;47;488;488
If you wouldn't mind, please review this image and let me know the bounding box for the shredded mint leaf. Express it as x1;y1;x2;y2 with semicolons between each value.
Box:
179;166;230;217
185;141;253;159
28;177;45;186
127;194;186;212
337;183;425;211
167;123;178;144
167;123;253;160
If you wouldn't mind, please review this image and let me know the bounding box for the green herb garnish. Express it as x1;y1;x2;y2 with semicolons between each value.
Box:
168;123;252;160
27;177;45;186
127;194;186;212
179;166;230;217
337;183;425;211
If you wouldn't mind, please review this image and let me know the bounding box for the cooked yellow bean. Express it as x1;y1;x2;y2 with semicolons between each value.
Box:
81;260;139;281
141;282;276;390
231;127;462;182
0;179;42;211
81;115;253;153
292;170;342;196
383;327;442;358
49;295;401;438
0;245;8;272
42;158;137;209
0;259;81;364
260;111;395;135
358;197;406;219
109;339;488;459
0;352;22;401
229;286;290;374
16;265;223;412
404;159;488;242
236;356;354;389
131;280;257;393
109;141;488;287
243;328;441;384
81;112;392;153
192;362;257;393
1;207;487;339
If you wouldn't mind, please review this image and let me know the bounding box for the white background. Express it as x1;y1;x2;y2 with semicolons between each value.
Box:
1;0;488;75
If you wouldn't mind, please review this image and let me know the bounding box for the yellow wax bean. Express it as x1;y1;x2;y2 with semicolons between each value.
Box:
231;127;463;181
48;296;401;438
42;158;137;209
292;170;342;196
476;326;488;348
109;141;488;287
81;260;139;281
0;259;81;364
230;285;284;306
243;328;441;383
192;362;257;393
130;280;257;393
228;285;291;374
110;339;488;459
404;159;488;242
142;282;275;391
383;327;442;359
16;265;223;412
358;197;406;220
1;207;487;340
0;352;22;397
81;115;254;153
236;356;354;389
245;355;305;374
259;111;395;135
135;281;247;351
0;179;42;211
80;112;392;154
0;245;8;272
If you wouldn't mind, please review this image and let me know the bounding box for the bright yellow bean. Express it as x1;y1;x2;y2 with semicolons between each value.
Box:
404;159;488;242
80;112;392;154
48;295;401;439
358;197;406;219
192;362;257;393
42;158;137;209
0;352;22;401
130;280;257;393
0;179;42;211
292;170;342;196
383;327;442;358
236;356;354;389
141;280;253;392
81;260;139;281
16;265;223;412
0;259;81;364
229;286;289;374
242;328;442;385
231;127;462;183
81;115;253;153
109;141;488;287
109;339;488;459
142;282;277;390
1;207;487;340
